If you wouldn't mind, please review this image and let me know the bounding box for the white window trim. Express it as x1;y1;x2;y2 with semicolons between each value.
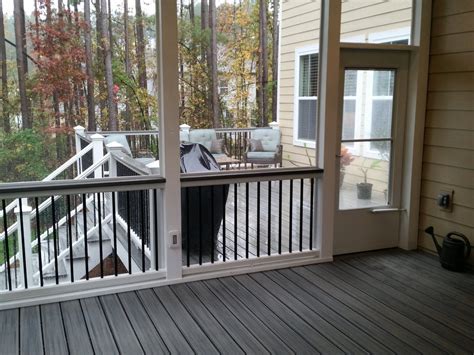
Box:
293;45;319;149
369;26;411;44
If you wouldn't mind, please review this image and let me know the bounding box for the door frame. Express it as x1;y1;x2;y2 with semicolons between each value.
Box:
333;48;410;255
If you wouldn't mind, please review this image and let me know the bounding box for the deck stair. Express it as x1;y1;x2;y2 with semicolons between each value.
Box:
1;140;148;289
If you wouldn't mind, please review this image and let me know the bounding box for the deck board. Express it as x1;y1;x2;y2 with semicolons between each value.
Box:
41;303;69;355
19;307;43;355
117;291;170;354
80;297;119;354
99;294;144;354
60;300;94;355
0;309;19;355
2;249;474;355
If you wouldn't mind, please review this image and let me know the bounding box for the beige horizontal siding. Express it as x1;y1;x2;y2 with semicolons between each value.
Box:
432;0;474;17
420;0;474;265
425;110;474;130
430;32;474;55
431;11;474;36
429;52;474;73
428;72;474;91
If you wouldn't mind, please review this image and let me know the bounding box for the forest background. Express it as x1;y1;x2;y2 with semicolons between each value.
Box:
0;0;279;182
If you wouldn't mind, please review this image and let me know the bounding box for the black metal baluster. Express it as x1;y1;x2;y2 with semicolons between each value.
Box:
233;183;238;260
198;187;203;265
153;189;159;270
13;235;18;288
112;192;118;276
278;180;283;254
46;210;51;262
245;182;249;259
127;191;132;274
267;181;271;256
82;194;89;280
289;180;293;253
256;182;260;257
186;188;190;267
299;179;304;252
51;197;59;284
310;178;314;250
93;193;96;225
210;187;215;264
140;191;146;272
75;195;79;241
18;201;29;289
97;193;103;278
66;195;74;282
2;200;12;291
34;198;43;287
222;185;226;262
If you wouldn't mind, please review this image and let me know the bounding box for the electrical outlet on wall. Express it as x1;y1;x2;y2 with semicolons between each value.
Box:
437;190;454;212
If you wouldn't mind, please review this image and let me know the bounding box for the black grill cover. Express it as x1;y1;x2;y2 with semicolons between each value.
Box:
180;143;229;260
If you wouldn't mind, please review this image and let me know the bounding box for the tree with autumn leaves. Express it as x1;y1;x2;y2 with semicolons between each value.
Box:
0;0;279;182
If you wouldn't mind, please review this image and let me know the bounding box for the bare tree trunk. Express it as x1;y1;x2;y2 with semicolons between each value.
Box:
209;0;220;127
271;0;278;123
258;0;268;127
84;0;96;130
201;0;211;125
179;0;185;117
135;0;148;127
135;0;147;89
123;0;132;130
100;0;117;130
0;0;10;133
13;0;31;129
95;0;106;123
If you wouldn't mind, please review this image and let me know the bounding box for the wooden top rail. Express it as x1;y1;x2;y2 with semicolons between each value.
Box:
0;176;166;200
181;166;323;187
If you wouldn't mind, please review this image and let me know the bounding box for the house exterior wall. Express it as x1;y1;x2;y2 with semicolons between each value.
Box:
417;0;474;264
278;0;412;168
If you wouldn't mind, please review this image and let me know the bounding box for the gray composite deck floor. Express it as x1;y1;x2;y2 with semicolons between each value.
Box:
1;249;474;354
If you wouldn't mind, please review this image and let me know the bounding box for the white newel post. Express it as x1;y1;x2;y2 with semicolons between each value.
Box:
15;198;34;288
74;125;86;174
179;124;190;134
269;121;280;130
106;142;123;179
147;160;163;270
90;134;104;179
107;142;123;219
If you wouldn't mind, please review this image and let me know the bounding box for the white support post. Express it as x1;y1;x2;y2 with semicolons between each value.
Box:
74;125;86;175
15;198;34;288
156;0;182;280
90;134;104;179
316;0;341;260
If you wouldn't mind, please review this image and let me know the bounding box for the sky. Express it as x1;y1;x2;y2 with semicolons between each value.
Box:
2;0;232;16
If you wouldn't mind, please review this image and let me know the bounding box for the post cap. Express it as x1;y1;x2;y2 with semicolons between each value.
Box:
180;124;191;131
106;141;124;151
90;133;105;140
269;121;280;129
146;160;160;174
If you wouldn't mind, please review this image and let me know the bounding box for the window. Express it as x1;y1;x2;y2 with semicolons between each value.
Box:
342;70;358;147
294;47;319;146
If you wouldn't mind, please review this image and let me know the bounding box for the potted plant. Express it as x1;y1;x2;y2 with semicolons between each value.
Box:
357;158;381;200
339;145;354;188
